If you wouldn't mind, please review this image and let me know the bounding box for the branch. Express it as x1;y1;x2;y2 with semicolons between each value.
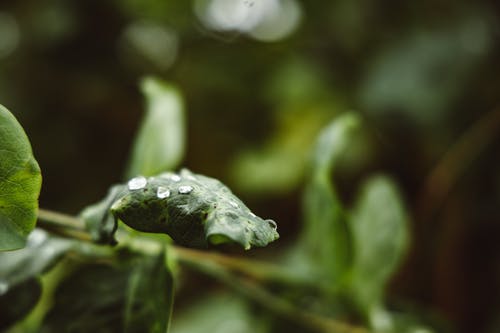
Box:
36;208;371;333
417;106;500;221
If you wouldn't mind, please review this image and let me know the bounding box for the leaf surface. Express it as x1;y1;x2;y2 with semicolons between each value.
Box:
350;176;409;312
0;105;42;251
125;77;185;178
302;113;360;283
111;169;279;250
41;251;174;333
0;229;73;329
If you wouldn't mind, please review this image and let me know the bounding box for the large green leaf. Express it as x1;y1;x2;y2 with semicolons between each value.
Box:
302;113;360;284
111;169;279;250
125;77;185;178
349;176;409;314
0;105;42;251
41;251;174;333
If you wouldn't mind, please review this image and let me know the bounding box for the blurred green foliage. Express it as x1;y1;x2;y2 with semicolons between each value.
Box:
0;0;499;332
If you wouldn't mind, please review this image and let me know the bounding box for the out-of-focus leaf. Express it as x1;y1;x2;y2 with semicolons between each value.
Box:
230;110;331;195
125;77;185;179
0;229;73;329
0;229;72;288
80;184;126;245
0;278;42;330
302;113;361;284
124;252;174;333
230;58;342;195
359;14;491;126
171;292;269;333
349;176;409;315
41;251;174;333
0;105;42;251
111;169;278;250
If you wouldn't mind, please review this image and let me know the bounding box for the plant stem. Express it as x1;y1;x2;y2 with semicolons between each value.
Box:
418;106;500;221
175;249;370;333
36;208;371;333
37;208;92;242
36;209;310;287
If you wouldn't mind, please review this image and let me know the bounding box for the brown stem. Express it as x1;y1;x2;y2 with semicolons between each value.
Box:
417;106;500;221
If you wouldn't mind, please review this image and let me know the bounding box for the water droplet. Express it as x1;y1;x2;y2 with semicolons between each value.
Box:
178;185;193;194
249;212;256;218
267;219;277;230
229;201;239;208
128;176;147;190
157;186;171;199
27;229;47;247
170;174;181;182
0;280;8;296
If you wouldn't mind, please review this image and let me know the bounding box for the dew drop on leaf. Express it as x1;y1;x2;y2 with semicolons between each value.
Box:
170;174;181;182
178;185;193;194
157;186;171;199
128;176;148;190
267;220;278;230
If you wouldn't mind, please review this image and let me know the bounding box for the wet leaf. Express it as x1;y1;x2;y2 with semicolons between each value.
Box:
0;105;42;251
302;113;360;283
350;176;409;313
111;169;279;250
125;77;185;178
41;251;174;333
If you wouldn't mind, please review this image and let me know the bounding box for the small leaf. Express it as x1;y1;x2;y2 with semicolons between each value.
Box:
125;77;185;178
0;105;42;251
171;292;269;333
124;253;174;333
111;169;279;250
302;113;361;283
349;175;409;313
41;251;174;333
111;169;279;249
80;184;126;245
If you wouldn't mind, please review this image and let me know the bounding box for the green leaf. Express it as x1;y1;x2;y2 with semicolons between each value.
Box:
0;105;42;251
349;175;409;313
302;113;361;283
0;229;73;329
171;292;269;333
80;184;127;245
124;252;174;333
0;278;42;330
125;77;185;178
0;229;73;286
41;251;174;333
111;169;279;250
